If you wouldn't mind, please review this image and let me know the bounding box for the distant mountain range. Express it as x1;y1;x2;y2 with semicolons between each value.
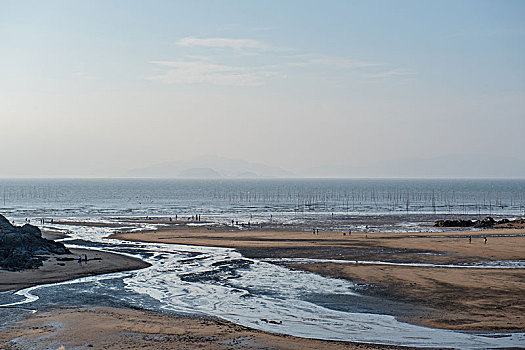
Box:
125;154;525;179
126;155;293;178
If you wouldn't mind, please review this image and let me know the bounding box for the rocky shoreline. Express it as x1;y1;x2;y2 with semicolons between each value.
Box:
0;214;70;270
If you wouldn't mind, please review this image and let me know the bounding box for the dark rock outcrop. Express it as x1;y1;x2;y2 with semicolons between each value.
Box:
473;216;495;228
434;219;473;228
0;214;70;270
434;216;524;228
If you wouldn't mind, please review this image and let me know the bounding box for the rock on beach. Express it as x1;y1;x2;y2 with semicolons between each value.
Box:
0;214;70;270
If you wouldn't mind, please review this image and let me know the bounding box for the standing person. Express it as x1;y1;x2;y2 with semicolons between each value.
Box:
484;236;487;244
469;235;472;243
78;256;82;264
348;229;352;236
84;254;88;263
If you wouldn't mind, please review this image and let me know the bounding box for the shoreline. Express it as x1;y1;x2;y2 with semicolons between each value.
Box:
111;225;525;332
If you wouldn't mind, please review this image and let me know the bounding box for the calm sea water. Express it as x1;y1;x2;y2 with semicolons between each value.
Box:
0;178;523;221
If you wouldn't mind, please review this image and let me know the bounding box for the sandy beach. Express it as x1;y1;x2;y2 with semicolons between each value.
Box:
2;219;523;348
113;225;525;331
0;307;409;350
0;223;414;350
0;248;150;292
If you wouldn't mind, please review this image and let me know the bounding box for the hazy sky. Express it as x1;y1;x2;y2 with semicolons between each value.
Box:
1;0;524;177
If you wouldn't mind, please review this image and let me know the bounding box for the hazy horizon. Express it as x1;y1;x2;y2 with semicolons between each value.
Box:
1;1;524;178
0;153;523;179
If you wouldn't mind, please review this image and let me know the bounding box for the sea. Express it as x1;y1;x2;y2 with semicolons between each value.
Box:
1;178;525;348
1;178;524;229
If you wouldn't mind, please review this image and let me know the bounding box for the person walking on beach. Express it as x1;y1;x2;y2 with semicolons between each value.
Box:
469;235;472;243
484;236;487;244
84;254;88;263
348;229;352;236
78;256;82;264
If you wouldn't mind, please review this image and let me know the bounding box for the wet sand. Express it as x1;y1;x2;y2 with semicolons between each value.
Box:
113;226;525;331
0;306;409;350
0;248;150;292
296;263;524;331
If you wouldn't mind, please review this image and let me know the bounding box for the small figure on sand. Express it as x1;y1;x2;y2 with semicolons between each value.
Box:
484;236;487;244
348;229;352;236
84;254;88;263
469;235;472;243
78;256;82;264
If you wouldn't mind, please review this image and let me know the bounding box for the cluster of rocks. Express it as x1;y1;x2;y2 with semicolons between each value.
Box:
434;216;522;228
0;214;70;271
